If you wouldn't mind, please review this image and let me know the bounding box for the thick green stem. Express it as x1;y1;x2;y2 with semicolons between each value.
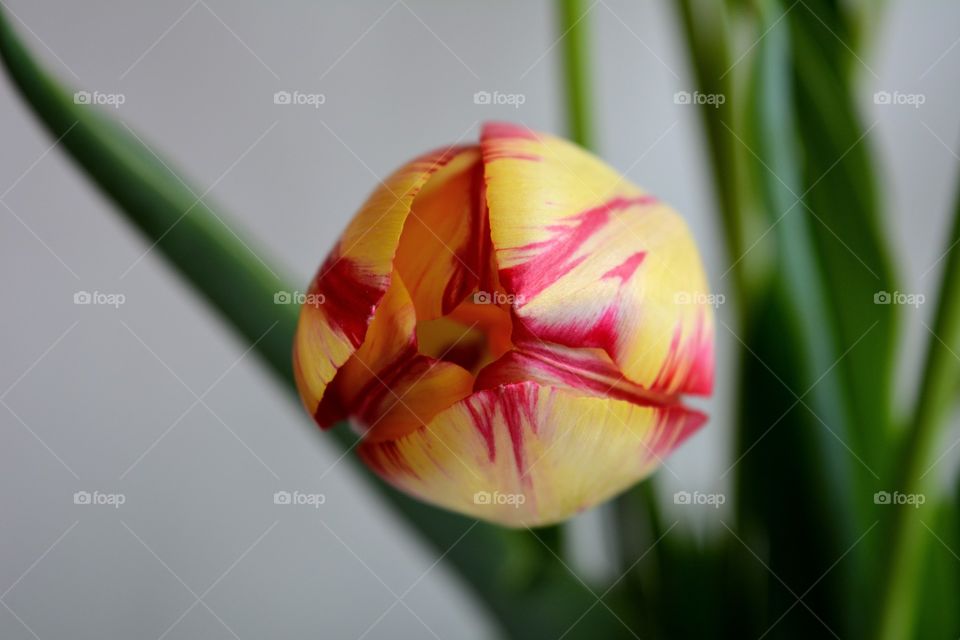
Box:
557;0;594;150
676;0;751;311
877;174;960;640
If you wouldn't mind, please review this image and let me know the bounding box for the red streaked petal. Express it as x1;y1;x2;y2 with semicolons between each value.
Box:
313;271;418;428
475;336;677;408
480;123;714;396
293;145;477;415
394;148;490;319
359;381;705;527
315;272;474;441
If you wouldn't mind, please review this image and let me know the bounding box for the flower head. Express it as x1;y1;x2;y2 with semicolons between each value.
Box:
294;123;713;526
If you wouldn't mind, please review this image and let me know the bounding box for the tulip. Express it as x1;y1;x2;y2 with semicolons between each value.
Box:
294;122;714;526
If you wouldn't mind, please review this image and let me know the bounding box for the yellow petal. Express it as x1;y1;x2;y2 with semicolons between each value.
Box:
359;381;705;527
475;338;674;406
293;146;476;415
358;356;474;443
394;148;489;319
315;272;474;441
480;123;714;396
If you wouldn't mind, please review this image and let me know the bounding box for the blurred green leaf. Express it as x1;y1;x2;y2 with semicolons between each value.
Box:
737;0;875;635
911;499;960;640
674;1;859;635
877;158;960;640
784;4;898;632
676;0;754;308
789;0;898;490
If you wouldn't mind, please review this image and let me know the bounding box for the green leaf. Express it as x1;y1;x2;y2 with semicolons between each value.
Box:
0;9;626;639
736;0;873;635
789;0;898;485
675;0;754;307
673;2;862;636
876;153;960;640
911;500;960;640
782;4;898;633
0;18;297;383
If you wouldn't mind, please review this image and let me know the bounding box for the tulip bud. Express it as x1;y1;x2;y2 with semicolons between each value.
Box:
294;123;714;526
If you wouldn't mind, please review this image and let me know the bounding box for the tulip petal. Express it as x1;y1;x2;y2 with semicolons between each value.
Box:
480;123;714;396
294;145;475;415
359;381;705;527
313;272;474;441
356;355;474;443
475;337;675;407
394;148;490;319
311;270;418;427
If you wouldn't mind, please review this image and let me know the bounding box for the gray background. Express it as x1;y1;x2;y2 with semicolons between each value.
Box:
1;1;959;638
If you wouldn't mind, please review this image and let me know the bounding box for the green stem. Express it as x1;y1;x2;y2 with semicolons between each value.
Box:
558;0;594;149
877;172;960;640
675;0;751;311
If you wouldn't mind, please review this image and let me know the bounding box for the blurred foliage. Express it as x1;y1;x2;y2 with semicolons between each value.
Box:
2;0;960;638
678;0;960;639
